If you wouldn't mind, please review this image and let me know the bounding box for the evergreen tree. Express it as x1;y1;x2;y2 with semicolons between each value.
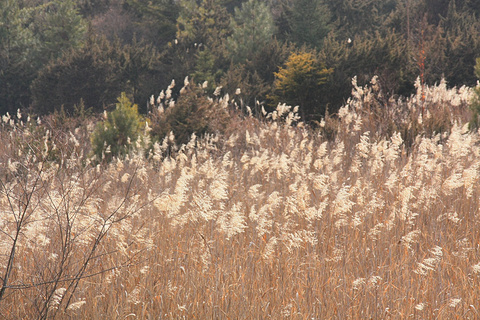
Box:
32;0;87;62
437;2;480;86
171;0;231;87
221;38;292;111
269;50;333;121
287;0;331;49
32;34;163;115
327;0;397;35
0;0;34;113
176;0;232;49
192;48;224;92
226;0;276;63
318;30;414;111
123;0;179;49
122;37;164;110
31;35;126;114
77;0;112;17
0;0;87;114
91;92;145;162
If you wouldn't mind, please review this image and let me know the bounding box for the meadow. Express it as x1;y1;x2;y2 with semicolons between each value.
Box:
1;78;480;319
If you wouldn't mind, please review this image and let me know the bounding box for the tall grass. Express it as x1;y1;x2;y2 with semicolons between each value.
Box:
1;79;480;319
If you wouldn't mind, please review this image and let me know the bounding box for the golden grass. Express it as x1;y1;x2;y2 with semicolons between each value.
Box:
1;80;480;319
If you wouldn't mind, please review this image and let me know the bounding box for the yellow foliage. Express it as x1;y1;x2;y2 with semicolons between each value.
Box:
270;51;333;119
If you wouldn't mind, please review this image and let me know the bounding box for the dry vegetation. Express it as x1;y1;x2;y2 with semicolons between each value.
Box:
1;78;480;319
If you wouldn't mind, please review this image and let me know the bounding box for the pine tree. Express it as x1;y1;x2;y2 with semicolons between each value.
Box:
31;35;126;114
0;0;33;113
287;0;331;49
0;0;87;114
438;1;480;86
176;0;231;48
226;0;276;63
327;0;397;35
32;0;87;61
192;48;223;92
91;92;145;162
123;0;179;49
32;35;163;115
269;50;332;120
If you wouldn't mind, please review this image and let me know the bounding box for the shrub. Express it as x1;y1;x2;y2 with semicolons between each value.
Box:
149;80;231;146
91;92;144;162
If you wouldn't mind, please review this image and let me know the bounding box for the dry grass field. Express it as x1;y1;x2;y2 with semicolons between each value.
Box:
1;78;480;319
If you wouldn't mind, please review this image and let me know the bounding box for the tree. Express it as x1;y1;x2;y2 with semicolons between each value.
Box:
0;0;87;114
435;2;480;87
32;35;162;114
226;0;276;63
286;0;331;49
123;0;179;49
0;0;34;113
77;0;112;17
191;48;224;92
221;38;292;112
31;35;126;114
269;50;333;121
171;0;232;89
326;0;397;35
176;0;231;49
91;92;145;162
122;37;164;110
31;0;87;62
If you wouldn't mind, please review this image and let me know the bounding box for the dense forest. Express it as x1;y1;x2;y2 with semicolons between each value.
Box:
1;0;480;122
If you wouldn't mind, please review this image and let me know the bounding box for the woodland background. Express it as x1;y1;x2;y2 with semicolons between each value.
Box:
2;0;480;122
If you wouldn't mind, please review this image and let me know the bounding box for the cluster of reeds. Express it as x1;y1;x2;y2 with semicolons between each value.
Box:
1;79;479;319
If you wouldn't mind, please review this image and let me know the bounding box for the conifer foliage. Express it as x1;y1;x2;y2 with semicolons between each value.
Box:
91;92;145;162
226;0;276;63
270;51;332;121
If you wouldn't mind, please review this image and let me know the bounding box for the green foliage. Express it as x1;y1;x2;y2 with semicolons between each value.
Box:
0;0;87;114
122;37;165;111
77;0;112;17
171;0;231;90
31;35;125;114
192;48;224;92
0;0;32;112
31;35;162;114
434;3;480;86
176;0;231;48
269;50;333;121
123;0;179;48
3;0;480;125
286;0;331;48
91;92;144;162
318;30;414;111
226;0;276;63
30;0;87;60
327;0;397;35
221;39;292;111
